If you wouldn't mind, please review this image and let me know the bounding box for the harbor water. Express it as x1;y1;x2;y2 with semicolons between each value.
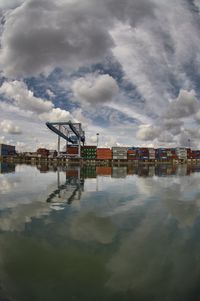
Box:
0;163;200;300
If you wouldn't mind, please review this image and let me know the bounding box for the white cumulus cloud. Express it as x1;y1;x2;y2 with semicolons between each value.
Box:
0;119;22;134
0;80;53;113
72;74;119;104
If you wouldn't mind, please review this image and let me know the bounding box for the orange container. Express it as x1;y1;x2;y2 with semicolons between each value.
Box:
127;150;136;154
67;146;78;154
96;148;112;160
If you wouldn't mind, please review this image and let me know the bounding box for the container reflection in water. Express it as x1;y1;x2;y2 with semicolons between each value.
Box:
0;164;200;300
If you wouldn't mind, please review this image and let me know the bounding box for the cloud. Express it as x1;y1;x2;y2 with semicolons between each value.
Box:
72;74;119;104
0;80;74;122
0;0;157;78
0;0;114;77
136;124;161;141
1;0;200;148
40;107;74;122
0;0;24;10
0;80;79;150
0;80;53;113
46;88;55;99
0;119;22;134
162;119;183;135
70;212;116;244
165;90;200;119
194;0;200;12
157;131;174;143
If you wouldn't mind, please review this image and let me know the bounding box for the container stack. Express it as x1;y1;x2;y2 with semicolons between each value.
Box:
127;148;138;160
0;144;16;157
169;148;178;161
187;148;192;160
138;148;149;161
67;145;79;156
191;150;200;160
148;148;155;161
96;148;112;160
176;148;187;161
156;148;168;161
81;146;96;160
112;147;128;160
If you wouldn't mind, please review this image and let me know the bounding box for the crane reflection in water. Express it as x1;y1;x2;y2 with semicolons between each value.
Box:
46;166;84;207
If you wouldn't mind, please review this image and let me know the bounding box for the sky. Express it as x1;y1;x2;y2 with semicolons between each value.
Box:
1;0;200;151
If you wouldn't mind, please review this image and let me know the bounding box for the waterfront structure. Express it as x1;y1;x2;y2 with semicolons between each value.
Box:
0;144;16;157
5;143;200;165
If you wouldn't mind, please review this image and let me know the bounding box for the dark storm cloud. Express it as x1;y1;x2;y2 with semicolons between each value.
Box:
0;0;155;77
106;0;155;26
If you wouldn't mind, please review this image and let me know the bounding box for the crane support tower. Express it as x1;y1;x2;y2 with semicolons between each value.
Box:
46;121;85;157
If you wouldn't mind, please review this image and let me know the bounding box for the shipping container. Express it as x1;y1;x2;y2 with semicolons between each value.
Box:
176;148;187;160
127;149;138;160
191;150;200;159
67;145;79;155
81;145;96;159
148;148;155;159
96;148;112;160
155;148;168;160
0;144;16;157
112;147;128;160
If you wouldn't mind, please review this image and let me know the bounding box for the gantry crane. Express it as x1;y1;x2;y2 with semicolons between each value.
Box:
46;121;85;157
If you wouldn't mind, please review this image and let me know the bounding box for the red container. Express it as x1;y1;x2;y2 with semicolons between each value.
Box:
67;146;78;154
127;150;136;154
96;167;112;176
96;148;112;160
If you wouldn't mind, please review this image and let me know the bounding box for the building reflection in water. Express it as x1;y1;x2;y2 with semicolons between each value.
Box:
0;162;15;174
35;163;200;206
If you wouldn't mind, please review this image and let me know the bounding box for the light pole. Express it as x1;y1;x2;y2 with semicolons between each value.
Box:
96;133;99;148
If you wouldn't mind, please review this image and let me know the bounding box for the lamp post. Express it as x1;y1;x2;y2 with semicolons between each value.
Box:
96;133;99;148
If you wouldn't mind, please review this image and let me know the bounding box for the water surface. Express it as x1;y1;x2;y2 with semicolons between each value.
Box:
0;163;200;301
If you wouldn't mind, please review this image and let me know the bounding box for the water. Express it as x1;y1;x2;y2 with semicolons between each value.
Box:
1;163;200;301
